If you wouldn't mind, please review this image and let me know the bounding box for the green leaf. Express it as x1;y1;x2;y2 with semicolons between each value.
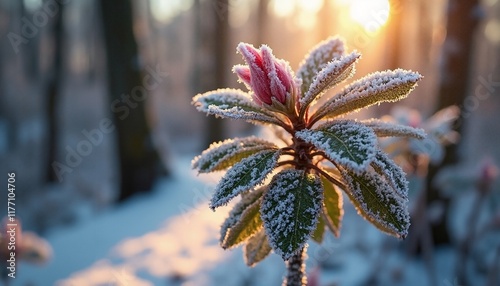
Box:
192;137;277;173
297;37;345;97
371;150;409;199
340;167;410;238
311;215;326;243
210;150;280;209
261;169;323;260
321;176;343;237
314;69;422;120
300;52;360;112
221;196;264;249
192;88;283;125
220;187;266;248
244;229;272;267
296;120;377;172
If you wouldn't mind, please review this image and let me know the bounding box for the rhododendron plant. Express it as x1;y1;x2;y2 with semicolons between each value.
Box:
192;37;424;286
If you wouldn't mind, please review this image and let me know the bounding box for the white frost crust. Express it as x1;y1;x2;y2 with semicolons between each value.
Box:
362;119;426;139
296;120;377;172
210;150;280;210
192;88;282;125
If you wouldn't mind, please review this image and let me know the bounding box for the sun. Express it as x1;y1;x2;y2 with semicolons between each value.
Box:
348;0;391;33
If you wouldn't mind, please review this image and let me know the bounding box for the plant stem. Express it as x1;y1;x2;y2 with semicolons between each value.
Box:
283;246;307;286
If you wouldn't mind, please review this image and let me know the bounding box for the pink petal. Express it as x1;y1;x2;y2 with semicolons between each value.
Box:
261;46;287;103
233;65;252;87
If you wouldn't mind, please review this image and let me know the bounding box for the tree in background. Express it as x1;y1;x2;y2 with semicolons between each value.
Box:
191;0;231;147
100;0;168;202
426;0;482;245
45;0;64;182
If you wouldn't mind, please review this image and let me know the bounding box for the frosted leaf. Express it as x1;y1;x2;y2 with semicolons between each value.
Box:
363;119;426;139
320;176;343;237
192;88;283;125
300;51;360;110
261;169;323;260
192;137;278;173
311;215;326;243
220;187;265;249
244;229;272;267
296;120;377;172
210;150;280;210
221;191;264;249
297;36;345;97
340;167;410;238
371;150;409;199
315;69;422;120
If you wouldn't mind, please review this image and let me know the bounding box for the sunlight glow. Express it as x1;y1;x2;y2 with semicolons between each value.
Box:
348;0;390;33
271;0;295;18
150;0;193;24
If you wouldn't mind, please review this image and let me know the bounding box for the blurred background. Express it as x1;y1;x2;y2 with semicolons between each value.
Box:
0;0;499;285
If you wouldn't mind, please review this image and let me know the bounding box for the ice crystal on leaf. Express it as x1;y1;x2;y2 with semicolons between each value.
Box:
191;36;423;277
261;169;323;260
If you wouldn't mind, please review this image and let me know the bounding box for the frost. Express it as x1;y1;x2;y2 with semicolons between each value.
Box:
340;167;410;238
260;169;323;260
300;51;360;110
220;193;263;249
219;187;265;248
244;229;272;267
296;36;346;97
210;150;280;210
315;69;422;120
371;150;409;199
192;137;277;173
192;88;283;125
363;119;426;139
296;120;377;172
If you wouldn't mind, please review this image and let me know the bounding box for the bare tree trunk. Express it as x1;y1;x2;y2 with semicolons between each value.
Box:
99;0;167;202
45;1;64;182
425;0;482;245
191;0;229;147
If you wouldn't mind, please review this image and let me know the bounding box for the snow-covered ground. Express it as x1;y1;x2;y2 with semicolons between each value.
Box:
11;156;478;286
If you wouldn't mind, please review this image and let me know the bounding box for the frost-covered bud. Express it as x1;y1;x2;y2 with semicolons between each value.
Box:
235;43;298;114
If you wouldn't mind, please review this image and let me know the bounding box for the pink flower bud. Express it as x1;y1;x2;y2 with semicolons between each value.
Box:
235;43;297;110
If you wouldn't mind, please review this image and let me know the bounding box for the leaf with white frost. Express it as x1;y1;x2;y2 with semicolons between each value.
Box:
363;119;426;139
311;215;326;243
210;150;280;210
296;120;377;172
244;229;272;267
314;69;422;120
340;167;410;239
221;189;264;249
192;137;278;173
296;37;345;97
301;52;360;111
321;176;343;237
261;169;323;260
220;187;265;247
192;88;283;125
371;150;409;199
